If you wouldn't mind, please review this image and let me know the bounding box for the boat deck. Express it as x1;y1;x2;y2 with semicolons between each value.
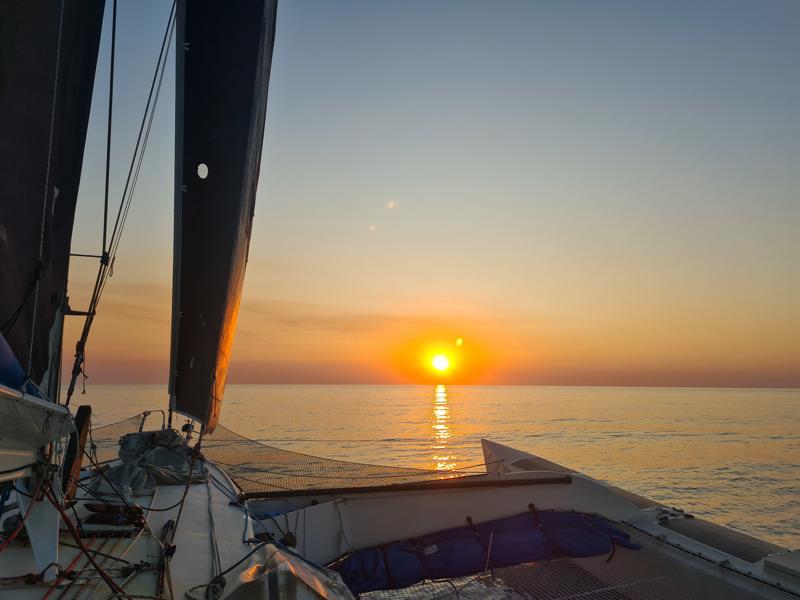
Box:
0;461;257;599
499;445;786;564
359;523;793;600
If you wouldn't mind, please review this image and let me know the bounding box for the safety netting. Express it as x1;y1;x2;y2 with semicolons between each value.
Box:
88;412;475;498
360;533;768;600
89;412;167;464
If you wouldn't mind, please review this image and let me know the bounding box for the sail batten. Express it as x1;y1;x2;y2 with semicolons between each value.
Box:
169;0;278;431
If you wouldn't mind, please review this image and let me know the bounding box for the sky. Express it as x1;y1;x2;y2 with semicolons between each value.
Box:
65;0;800;387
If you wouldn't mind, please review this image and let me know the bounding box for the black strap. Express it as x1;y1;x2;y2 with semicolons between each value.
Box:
380;544;394;589
466;515;493;570
528;503;543;529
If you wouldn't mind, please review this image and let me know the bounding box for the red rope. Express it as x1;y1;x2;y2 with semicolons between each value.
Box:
0;475;46;553
43;488;129;598
41;537;96;600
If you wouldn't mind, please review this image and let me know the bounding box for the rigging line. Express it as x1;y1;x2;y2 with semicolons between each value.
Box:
74;529;127;600
64;5;174;406
138;485;165;551
108;12;173;264
207;427;454;472
97;12;173;303
102;0;117;254
27;0;66;374
254;512;288;539
108;0;176;248
58;542;132;566
134;464;203;514
172;429;205;530
42;538;97;600
206;480;223;579
69;507;152;600
68;476;113;507
184;543;276;600
104;4;175;272
208;473;240;504
80;445;130;508
0;264;44;336
43;488;130;599
81;1;174;331
210;458;479;480
84;522;147;600
54;536;114;600
126;431;206;515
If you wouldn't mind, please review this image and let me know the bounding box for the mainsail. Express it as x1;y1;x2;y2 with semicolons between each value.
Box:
0;0;106;396
169;0;279;432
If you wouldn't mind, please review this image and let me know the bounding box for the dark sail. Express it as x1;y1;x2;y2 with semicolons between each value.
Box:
0;0;106;394
169;0;278;432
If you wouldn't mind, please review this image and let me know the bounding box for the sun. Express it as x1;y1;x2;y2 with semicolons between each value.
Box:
431;354;451;372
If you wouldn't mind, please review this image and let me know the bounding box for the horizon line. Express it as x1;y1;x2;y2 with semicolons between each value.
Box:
69;381;800;391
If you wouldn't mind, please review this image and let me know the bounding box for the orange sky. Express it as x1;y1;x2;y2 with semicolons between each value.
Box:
62;276;799;387
63;1;800;389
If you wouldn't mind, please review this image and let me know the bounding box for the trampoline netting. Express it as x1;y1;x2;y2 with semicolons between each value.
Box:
88;412;475;498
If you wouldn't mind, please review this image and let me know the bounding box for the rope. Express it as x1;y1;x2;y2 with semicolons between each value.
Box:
26;0;65;374
43;488;129;598
53;536;110;599
81;445;130;508
206;480;223;595
0;264;43;337
172;430;204;529
69;476;113;506
94;9;174;305
184;544;277;600
42;539;96;599
59;541;132;566
108;0;176;251
64;1;176;406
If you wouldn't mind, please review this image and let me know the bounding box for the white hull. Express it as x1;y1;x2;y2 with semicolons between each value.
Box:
0;384;72;483
2;415;798;599
247;440;799;599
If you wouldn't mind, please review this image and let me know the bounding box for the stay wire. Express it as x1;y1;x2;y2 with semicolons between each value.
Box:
43;488;130;598
108;0;176;249
59;542;133;566
81;445;130;508
69;476;113;507
64;2;175;406
97;11;174;305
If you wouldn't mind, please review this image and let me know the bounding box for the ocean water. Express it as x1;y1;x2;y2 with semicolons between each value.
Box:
84;384;799;548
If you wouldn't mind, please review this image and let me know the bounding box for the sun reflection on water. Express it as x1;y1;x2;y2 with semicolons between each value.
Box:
432;384;456;470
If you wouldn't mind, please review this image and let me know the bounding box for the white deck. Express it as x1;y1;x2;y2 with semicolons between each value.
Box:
0;461;259;599
2;435;797;600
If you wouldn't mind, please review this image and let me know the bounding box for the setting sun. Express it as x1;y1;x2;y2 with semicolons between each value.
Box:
431;354;451;372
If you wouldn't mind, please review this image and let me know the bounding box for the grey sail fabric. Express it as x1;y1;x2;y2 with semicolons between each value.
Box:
0;0;106;391
90;429;208;500
169;0;278;432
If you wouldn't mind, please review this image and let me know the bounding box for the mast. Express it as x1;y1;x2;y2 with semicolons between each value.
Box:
169;0;279;432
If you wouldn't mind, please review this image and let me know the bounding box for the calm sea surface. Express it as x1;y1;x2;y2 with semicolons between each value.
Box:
84;384;799;548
